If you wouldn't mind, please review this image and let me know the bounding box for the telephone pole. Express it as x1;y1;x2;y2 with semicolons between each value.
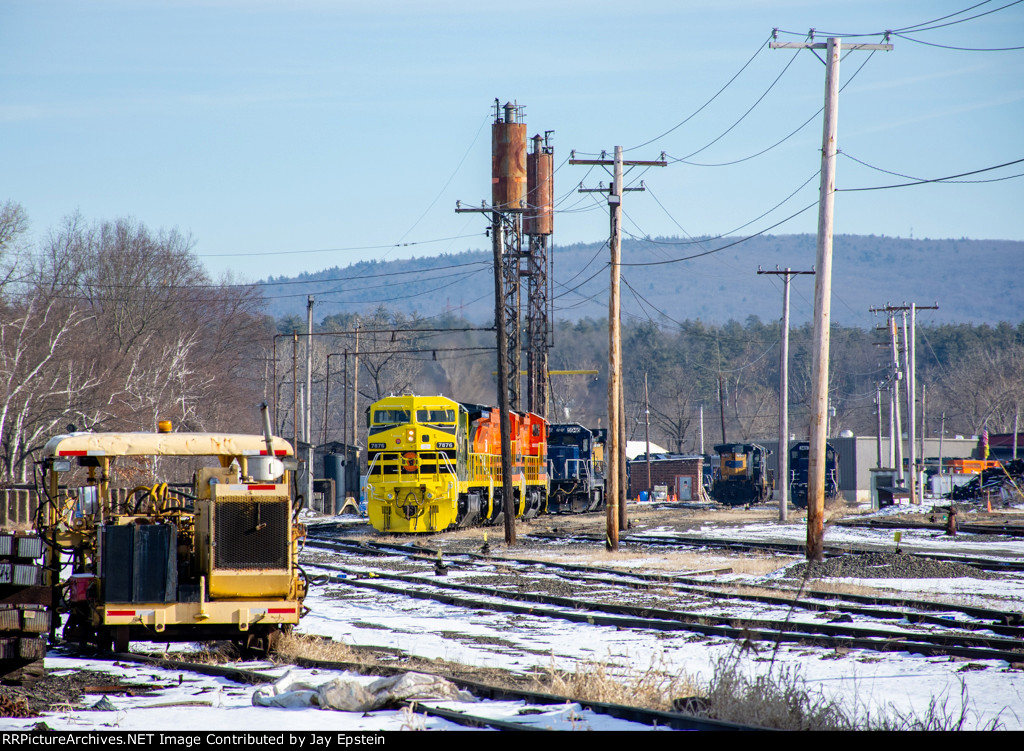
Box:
872;302;938;503
570;147;666;547
644;372;652;495
306;295;315;511
759;266;814;522
771;33;892;561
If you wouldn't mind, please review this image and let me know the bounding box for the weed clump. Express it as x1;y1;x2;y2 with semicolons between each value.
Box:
273;632;357;663
695;656;849;730
534;652;698;711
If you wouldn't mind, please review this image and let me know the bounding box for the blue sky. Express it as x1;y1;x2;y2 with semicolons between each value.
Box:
2;0;1022;283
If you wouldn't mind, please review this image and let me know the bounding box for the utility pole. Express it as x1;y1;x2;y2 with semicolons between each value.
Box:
352;320;360;466
306;295;315;512
1015;404;1019;461
292;330;299;456
718;376;727;444
770;33;892;561
872;302;938;502
875;383;883;468
492;214;517;544
608;145;623;546
902;310;915;503
456;100;538;545
570;146;665;549
699;405;705;456
644;372;652;496
920;381;927;479
759;266;814;522
939;412;946;475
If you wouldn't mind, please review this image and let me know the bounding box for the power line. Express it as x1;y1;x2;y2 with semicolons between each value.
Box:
891;32;1024;51
665;41;881;168
772;0;1022;38
616;202;818;267
839;157;1024;191
624;36;770;153
677;46;803;161
198;232;484;259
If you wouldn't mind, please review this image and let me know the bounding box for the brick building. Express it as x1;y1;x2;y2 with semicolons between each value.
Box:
628;454;704;501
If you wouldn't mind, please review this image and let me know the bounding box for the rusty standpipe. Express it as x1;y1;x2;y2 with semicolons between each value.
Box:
945;504;959;536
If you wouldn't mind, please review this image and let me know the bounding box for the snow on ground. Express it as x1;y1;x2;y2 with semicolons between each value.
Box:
4;506;1024;731
298;568;1024;730
0;655;656;732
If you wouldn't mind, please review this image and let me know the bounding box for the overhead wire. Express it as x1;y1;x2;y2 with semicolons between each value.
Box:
838;157;1024;191
772;0;1020;38
890;33;1024;51
386;112;491;256
616;201;818;267
624;36;772;153
199;232;484;259
666;39;881;168
677;46;804;162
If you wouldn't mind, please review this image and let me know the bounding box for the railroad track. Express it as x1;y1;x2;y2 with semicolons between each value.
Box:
521;529;1024;573
302;535;1024;664
54;646;753;731
836;517;1024;538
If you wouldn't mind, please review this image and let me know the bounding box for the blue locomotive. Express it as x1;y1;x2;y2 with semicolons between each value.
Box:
546;423;606;513
788;441;840;509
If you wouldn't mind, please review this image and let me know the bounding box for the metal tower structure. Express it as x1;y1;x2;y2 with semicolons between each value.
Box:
491;100;526;411
524;132;553;418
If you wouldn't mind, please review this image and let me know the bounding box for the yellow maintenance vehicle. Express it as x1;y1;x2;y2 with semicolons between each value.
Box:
36;407;306;654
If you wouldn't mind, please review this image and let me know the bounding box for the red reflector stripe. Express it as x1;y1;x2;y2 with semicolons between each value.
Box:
259;450;289;456
59;451;87;456
248;484;277;490
268;607;295;614
107;610;135;616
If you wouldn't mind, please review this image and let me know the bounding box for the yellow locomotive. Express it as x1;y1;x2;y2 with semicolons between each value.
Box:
365;395;548;533
37;413;305;654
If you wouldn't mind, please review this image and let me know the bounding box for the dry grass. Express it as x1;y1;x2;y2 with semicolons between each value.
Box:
530;648;1000;730
274;632;358;663
533;652;699;712
726;556;792;576
698;655;850;730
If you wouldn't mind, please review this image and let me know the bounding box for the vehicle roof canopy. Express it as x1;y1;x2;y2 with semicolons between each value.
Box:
42;432;294;459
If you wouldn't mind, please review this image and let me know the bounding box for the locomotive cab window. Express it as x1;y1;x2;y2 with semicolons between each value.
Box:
416;409;456;424
374;409;411;424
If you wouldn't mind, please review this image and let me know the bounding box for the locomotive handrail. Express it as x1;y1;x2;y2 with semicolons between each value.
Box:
547;457;593;484
437;450;457;478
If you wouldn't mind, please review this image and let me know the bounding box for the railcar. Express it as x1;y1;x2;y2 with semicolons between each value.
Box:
711;442;774;506
546;424;606;513
37;412;305;654
365;395;548;533
788;441;840;509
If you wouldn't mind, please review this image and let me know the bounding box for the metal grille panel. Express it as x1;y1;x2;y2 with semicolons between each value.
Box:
213;499;289;570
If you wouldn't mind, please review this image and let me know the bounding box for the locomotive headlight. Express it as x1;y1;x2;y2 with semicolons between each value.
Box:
386;493;394;500
426;492;434;499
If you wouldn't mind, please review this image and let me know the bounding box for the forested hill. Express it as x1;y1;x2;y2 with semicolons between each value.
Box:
260;234;1023;327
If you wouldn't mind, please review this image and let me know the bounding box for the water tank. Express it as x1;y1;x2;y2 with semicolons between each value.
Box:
492;102;527;210
324;453;345;511
524;134;553;235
